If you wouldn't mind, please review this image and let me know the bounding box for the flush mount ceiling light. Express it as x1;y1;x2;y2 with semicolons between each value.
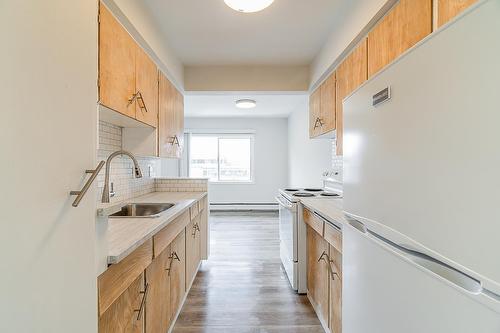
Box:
235;99;257;109
224;0;275;13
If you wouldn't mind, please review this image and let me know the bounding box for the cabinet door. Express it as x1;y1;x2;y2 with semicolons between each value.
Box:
307;226;329;326
174;89;185;158
145;247;171;333
437;0;477;27
329;245;342;333
135;47;158;128
309;88;321;138
99;273;145;333
99;4;136;118
319;72;336;135
186;215;202;287
159;72;181;158
335;39;368;155
170;230;186;321
368;0;432;77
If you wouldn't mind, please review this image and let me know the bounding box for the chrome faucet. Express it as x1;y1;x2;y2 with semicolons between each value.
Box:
101;150;143;203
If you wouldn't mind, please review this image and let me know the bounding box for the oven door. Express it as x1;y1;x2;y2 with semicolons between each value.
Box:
276;195;297;262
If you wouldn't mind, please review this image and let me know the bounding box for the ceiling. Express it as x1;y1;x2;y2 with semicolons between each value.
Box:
184;93;307;118
143;0;343;66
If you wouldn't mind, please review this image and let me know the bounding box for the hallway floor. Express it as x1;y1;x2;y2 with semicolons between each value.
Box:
172;212;323;333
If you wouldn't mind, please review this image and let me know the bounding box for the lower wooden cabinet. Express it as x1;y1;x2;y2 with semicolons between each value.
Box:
186;215;202;287
306;209;343;333
145;246;171;333
329;244;342;333
99;273;146;333
307;225;329;326
98;197;207;333
169;229;186;322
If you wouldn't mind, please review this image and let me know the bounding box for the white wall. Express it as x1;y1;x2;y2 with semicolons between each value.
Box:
184;117;288;204
287;103;332;188
1;1;98;332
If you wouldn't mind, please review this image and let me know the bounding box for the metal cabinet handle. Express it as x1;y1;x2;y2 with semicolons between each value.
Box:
191;223;200;237
69;160;105;207
168;135;180;146
165;251;180;276
134;283;149;320
127;91;149;114
313;117;320;129
318;251;340;281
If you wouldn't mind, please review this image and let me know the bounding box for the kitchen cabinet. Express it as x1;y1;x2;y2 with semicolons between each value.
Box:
169;229;186;321
99;3;158;128
307;225;329;327
309;88;321;138
319;72;336;135
145;247;171;333
98;4;136;119
159;71;184;158
335;39;368;156
99;273;146;333
309;72;336;138
134;47;158;127
186;215;202;287
368;0;432;77
437;0;477;27
328;244;342;333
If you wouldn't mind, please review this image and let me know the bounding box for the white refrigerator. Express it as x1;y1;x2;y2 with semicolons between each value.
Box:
342;1;500;332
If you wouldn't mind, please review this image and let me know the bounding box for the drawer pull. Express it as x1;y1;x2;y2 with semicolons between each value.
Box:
318;251;341;281
134;283;149;320
165;251;180;276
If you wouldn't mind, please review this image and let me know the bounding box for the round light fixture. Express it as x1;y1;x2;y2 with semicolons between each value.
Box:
224;0;275;13
235;99;257;109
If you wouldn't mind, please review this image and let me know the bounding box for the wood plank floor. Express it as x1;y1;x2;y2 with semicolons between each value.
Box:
172;211;323;333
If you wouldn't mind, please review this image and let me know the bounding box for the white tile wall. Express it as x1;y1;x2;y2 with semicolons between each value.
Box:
97;121;159;204
155;178;208;192
332;139;343;180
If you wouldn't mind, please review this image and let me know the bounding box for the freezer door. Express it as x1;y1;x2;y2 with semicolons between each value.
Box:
343;0;500;289
343;224;500;333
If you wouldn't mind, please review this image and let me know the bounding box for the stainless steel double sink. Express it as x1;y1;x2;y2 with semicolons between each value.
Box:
109;203;174;218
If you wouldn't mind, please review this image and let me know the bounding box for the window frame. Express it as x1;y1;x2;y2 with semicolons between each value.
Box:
187;132;255;184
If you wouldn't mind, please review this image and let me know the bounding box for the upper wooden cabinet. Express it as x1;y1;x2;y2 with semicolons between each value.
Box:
309;72;336;138
335;39;368;156
99;3;158;128
99;4;136;119
368;0;432;77
135;47;158;127
159;71;184;158
437;0;477;27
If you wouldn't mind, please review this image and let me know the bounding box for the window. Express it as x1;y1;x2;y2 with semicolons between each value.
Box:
189;133;254;183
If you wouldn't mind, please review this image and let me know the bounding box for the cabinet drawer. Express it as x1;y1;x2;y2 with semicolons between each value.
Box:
324;222;342;253
303;208;324;236
190;201;200;220
98;239;152;316
153;210;190;257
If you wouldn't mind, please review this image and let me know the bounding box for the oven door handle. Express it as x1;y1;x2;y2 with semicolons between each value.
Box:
275;196;294;210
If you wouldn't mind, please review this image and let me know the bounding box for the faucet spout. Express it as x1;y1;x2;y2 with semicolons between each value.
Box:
101;150;143;203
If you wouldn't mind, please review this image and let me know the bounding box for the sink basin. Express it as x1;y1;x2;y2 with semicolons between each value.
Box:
109;203;175;218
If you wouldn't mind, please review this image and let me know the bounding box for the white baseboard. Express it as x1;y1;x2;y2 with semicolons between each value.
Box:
210;203;278;211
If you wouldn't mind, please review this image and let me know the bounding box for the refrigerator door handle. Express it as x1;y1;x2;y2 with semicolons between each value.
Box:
347;217;500;304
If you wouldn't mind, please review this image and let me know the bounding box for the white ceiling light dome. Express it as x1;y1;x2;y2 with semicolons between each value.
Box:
224;0;275;13
235;99;257;109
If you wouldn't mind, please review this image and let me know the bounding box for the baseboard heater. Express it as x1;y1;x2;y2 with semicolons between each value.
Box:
210;202;278;211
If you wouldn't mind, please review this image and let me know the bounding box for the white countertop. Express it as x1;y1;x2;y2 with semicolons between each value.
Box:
101;191;207;265
299;197;347;227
